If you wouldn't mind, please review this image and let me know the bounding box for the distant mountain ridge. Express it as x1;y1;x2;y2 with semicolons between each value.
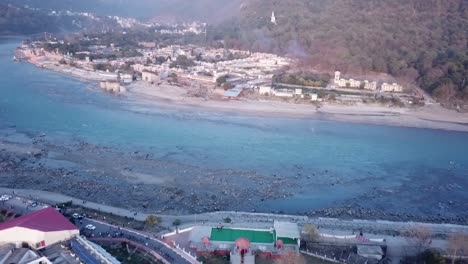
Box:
0;4;125;35
1;0;243;21
0;4;83;35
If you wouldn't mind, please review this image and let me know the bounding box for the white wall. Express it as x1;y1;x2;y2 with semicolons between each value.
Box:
0;227;78;249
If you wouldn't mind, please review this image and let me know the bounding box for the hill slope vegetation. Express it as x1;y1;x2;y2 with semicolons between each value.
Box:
213;0;468;105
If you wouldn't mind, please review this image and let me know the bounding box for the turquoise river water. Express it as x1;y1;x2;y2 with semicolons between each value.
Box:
1;38;468;217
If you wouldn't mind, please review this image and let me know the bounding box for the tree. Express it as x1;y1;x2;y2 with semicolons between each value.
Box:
169;55;195;69
145;215;161;228
223;217;232;223
447;233;468;264
169;73;178;83
216;75;227;87
156;56;167;64
403;226;432;255
222;82;233;91
172;219;181;227
401;249;445;264
93;63;112;72
302;224;320;242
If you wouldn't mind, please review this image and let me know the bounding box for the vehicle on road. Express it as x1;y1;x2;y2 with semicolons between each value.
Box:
85;224;96;230
0;195;12;201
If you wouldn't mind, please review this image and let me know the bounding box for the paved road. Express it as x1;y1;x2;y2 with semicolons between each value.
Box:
2;187;468;237
0;193;457;264
76;219;195;264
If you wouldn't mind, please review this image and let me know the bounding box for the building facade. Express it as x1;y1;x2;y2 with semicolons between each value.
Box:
381;82;403;92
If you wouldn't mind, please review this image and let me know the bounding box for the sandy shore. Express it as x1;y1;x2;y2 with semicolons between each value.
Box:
126;82;468;132
20;54;468;132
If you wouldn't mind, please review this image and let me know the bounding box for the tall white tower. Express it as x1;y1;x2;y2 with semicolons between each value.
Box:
334;71;341;84
271;11;277;25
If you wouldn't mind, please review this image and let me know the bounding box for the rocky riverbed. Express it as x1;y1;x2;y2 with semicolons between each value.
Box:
1;127;467;225
0;128;297;215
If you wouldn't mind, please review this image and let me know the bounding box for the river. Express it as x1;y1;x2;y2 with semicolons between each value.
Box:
1;37;468;220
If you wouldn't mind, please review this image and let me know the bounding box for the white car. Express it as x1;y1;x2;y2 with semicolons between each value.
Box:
72;213;80;219
0;195;12;201
85;224;96;230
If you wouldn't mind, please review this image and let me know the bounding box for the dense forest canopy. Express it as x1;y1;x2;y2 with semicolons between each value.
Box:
211;0;468;104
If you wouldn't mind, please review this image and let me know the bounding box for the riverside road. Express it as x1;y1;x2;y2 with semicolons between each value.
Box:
2;187;467;237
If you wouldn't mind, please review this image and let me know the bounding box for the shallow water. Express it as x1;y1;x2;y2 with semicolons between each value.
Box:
1;38;468;216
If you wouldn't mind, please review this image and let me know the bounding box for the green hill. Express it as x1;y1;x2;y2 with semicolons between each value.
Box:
212;0;468;105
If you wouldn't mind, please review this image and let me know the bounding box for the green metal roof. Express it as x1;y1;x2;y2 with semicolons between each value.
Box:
210;228;275;244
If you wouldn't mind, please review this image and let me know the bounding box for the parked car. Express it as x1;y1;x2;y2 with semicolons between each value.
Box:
0;195;12;201
72;213;80;219
85;224;96;230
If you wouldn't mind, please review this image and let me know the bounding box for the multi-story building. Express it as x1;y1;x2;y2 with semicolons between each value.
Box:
363;80;377;91
381;82;403;92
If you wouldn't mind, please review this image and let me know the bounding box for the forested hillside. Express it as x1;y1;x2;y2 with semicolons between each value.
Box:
0;5;95;35
212;0;468;104
1;0;242;21
0;4;132;36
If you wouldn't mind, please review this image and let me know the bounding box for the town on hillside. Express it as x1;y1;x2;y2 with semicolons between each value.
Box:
15;23;426;109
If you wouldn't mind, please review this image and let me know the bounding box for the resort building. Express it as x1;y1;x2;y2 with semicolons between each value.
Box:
0;208;79;249
188;221;300;262
381;82;403;92
335;71;402;92
334;71;361;88
363;80;377;91
0;208;119;264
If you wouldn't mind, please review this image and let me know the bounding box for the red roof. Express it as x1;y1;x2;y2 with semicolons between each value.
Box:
0;207;78;232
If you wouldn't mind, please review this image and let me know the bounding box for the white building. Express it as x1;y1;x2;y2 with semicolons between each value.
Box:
273;89;294;98
335;71;376;90
0;208;79;250
142;71;160;84
381;82;403;92
310;93;318;101
363;80;377;91
258;86;272;95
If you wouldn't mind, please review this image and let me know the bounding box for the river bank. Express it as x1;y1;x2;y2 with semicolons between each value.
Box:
126;82;468;132
24;59;468;132
16;47;468;133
